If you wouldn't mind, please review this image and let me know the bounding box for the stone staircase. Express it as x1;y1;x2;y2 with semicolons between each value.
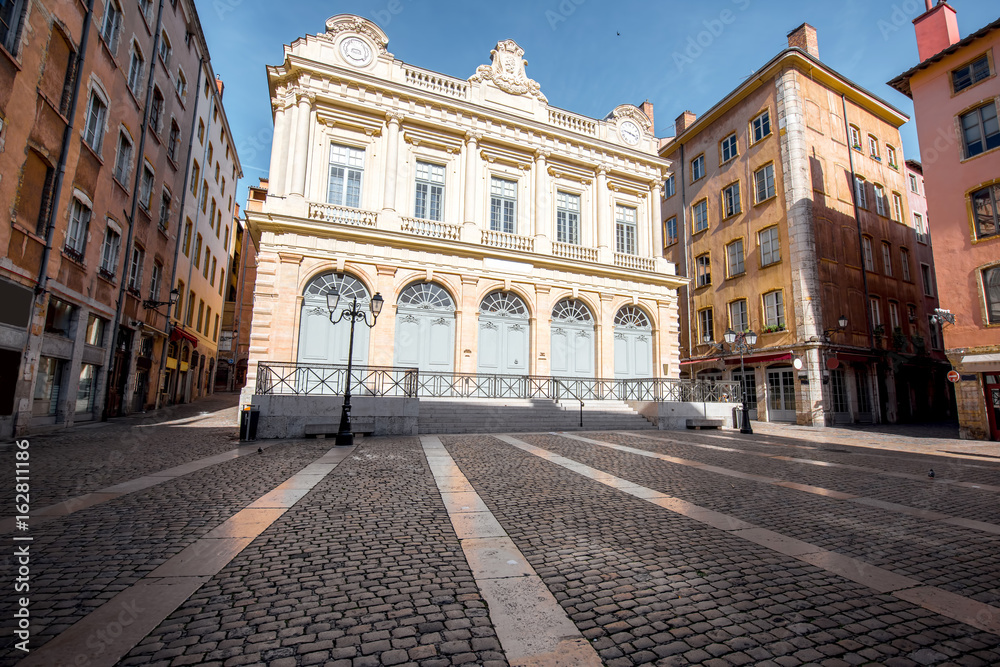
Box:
417;397;655;434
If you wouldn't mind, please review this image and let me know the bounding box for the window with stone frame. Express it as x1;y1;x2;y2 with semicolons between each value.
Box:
0;0;27;54
729;299;748;332
726;238;744;277
556;191;580;245
692;199;708;233
952;54;991;93
415;161;446;222
759;226;780;266
328;144;365;208
722;181;741;218
696;253;711;287
763;290;784;329
665;216;678;246
754;163;775;202
615;205;637;255
983;265;1000;324
961;102;1000;158
751;110;771;144
721;133;738;163
691;154;705;182
66;197;91;260
698;308;714;342
971;183;1000;240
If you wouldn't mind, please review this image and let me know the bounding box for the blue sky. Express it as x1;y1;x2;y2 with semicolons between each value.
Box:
197;0;999;202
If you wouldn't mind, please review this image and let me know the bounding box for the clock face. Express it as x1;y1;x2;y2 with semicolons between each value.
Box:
340;37;373;67
619;120;641;146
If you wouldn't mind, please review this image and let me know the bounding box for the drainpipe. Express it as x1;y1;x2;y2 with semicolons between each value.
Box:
101;0;166;420
35;0;96;295
154;56;205;409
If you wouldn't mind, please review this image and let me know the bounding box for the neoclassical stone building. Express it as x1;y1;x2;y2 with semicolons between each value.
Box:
243;15;683;400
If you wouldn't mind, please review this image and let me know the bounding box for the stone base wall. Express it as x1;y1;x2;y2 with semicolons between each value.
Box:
627;400;741;431
249;395;419;439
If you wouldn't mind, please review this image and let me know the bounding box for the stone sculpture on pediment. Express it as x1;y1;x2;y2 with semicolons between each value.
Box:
470;39;547;103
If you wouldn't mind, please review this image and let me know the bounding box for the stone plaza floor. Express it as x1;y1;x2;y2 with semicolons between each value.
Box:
1;394;998;666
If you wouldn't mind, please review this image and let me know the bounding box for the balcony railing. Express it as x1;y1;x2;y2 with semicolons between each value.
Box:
614;253;655;272
548;108;598;137
255;362;740;403
308;202;378;227
401;216;462;241
553;241;598;262
481;228;534;252
404;67;469;99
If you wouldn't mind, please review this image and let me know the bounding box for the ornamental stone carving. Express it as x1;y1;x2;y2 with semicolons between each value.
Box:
608;104;652;133
323;14;390;55
470;40;547;103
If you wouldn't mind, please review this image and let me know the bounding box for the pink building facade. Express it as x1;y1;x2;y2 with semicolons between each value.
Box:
890;5;1000;440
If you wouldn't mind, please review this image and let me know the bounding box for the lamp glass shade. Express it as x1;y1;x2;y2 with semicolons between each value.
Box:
745;330;758;346
370;293;384;316
169;288;179;305
326;291;340;312
838;315;848;329
723;328;737;345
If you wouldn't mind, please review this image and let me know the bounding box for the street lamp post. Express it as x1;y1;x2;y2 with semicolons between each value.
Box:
327;288;384;447
724;327;758;434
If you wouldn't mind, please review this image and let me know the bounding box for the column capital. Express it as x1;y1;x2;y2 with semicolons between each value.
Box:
534;149;551;161
596;163;612;176
385;111;404;126
296;91;316;106
465;131;483;145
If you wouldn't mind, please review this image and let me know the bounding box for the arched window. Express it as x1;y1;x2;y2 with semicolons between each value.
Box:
552;299;593;323
398;282;454;310
480;291;528;317
614;306;651;329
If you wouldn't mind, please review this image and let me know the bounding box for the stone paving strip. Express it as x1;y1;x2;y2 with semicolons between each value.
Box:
497;434;1000;639
17;445;354;667
0;441;282;535
577;432;1000;536
421;435;602;667
689;430;1000;489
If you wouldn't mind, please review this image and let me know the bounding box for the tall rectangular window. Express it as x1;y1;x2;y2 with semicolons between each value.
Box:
691;154;705;182
696;253;711;287
127;245;144;291
139;162;154;210
892;192;903;222
327;144;365;207
489;177;517;233
100;223;120;276
615;205;637;255
84;91;107;152
127;42;144;97
182;220;192;256
874;184;887;216
983;266;1000;324
729;299;748;332
665;216;678;246
149;261;162;300
555;191;580;244
85;315;106;346
190;161;200;195
722;181;741;218
914;212;928;242
726;239;744;277
763;291;784;328
194;233;202;269
113;131;133;184
901;248;911;282
887;145;898;169
699;308;714;342
868;135;880;159
952;54;991;93
76;364;97;414
0;0;26;53
889;301;900;330
721;133;738;162
909;173;919;193
921;264;935;296
759;227;780;266
751;110;771;143
664;174;675;198
414;161;445;221
849;125;861;150
754;163;775;202
830;370;848;413
961;102;1000;158
692;199;708;233
971;184;1000;240
99;0;123;52
66;198;91;258
854;176;868;209
862;237;874;271
869;297;882;328
881;243;892;276
159;188;171;230
927;316;942;350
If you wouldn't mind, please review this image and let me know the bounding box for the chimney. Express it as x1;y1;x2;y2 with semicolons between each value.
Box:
639;100;655;133
675;111;696;137
787;23;819;59
215;75;225;99
914;1;960;62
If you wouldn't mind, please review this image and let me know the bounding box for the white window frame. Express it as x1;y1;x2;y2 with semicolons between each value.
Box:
854;176;868;210
327;143;365;208
489;176;517;234
615;204;637;255
892;192;903;222
691;154;705;182
881;243;892;276
726;238;744;277
66;197;92;256
868;135;880;159
889;301;900;331
149;261;162;300
83;87;108;152
99;0;123;53
849;125;861;150
696;253;711;287
729;299;749;332
754;163;775;203
721;133;738;163
914;212;927;243
113;128;133;184
722;181;741;218
763;290;784;328
555;190;581;245
869;297;882;328
127;41;145;97
699;308;714;342
909;173;919;193
139;161;154;210
127;244;144;291
100;221;121;276
664;174;675;198
751;110;771;144
961;102;1000;158
874;184;887;216
759;226;780;266
692;199;708;233
665;216;678;246
414;161;445;222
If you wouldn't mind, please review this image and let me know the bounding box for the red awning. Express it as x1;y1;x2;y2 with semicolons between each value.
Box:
170;326;199;348
680;357;724;366
724;352;792;366
837;352;875;363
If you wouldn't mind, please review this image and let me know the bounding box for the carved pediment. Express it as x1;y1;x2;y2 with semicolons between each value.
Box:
607;104;652;133
322;14;390;55
469;39;547;103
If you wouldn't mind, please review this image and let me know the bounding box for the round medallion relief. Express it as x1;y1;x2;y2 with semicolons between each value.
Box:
340;37;373;67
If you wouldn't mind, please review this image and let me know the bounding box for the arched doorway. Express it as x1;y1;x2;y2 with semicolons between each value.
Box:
477;291;529;376
297;272;371;367
550;298;594;378
394;282;455;373
613;305;653;378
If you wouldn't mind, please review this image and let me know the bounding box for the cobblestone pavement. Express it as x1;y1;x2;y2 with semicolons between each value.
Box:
1;413;997;666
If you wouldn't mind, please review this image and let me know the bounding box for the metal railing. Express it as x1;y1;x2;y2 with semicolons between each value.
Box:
255;362;740;403
554;379;585;427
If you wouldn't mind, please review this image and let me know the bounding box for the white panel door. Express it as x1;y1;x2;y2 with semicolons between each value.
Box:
613;305;654;379
393;311;455;373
